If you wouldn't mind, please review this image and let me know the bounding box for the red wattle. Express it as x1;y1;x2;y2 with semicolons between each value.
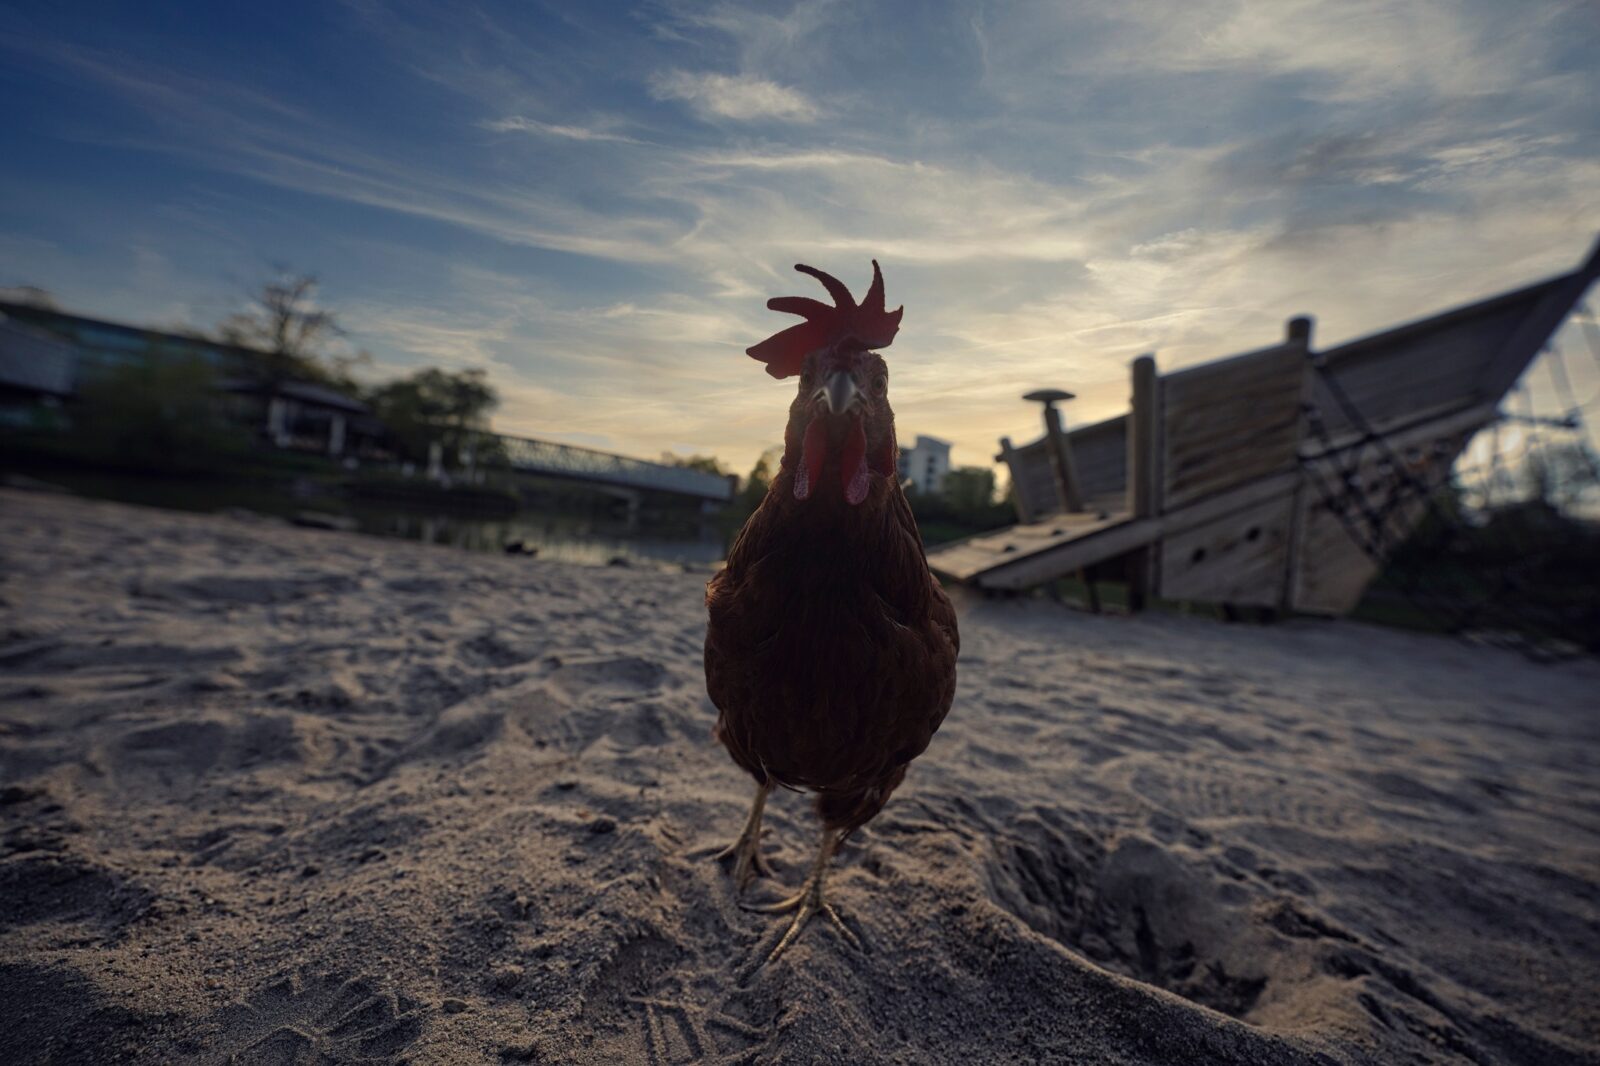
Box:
795;418;828;500
841;421;870;505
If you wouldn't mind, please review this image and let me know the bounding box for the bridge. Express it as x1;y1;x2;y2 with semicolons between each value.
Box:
494;432;734;504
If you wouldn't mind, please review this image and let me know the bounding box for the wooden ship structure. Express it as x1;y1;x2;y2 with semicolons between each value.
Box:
926;236;1600;614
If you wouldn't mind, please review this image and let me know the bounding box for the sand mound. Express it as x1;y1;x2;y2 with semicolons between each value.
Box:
1;488;1597;1065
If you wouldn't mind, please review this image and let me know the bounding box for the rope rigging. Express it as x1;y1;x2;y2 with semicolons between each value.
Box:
1296;332;1596;654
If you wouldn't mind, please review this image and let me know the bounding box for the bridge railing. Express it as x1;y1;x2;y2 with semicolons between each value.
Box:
493;432;734;501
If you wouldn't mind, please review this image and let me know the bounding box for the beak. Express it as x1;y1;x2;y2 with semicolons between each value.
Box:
819;370;860;415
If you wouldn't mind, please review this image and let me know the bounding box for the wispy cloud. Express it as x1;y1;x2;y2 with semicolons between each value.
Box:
479;116;643;144
649;70;819;122
2;1;1596;476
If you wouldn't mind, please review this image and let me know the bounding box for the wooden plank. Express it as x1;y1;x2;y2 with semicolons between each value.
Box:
1292;497;1384;616
925;511;1129;583
974;518;1160;590
1476;234;1600;401
1313;324;1513;438
933;470;1303;592
1160;495;1295;607
1162;342;1307;510
1304;240;1599;439
1161;471;1301;537
948;467;1308;593
1071;416;1128;502
1302;399;1497;458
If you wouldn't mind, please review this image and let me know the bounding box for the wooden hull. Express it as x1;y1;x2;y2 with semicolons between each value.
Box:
931;235;1600;614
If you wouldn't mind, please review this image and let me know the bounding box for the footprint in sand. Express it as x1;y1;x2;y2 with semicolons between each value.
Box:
105;714;328;788
191;972;422;1065
457;630;545;670
508;656;690;754
1127;760;1360;832
988;828;1277;1020
624;996;770;1065
575;934;772;1065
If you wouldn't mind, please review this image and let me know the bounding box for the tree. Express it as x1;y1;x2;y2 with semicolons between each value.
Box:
367;367;501;468
218;271;367;391
733;447;780;513
942;466;997;513
74;348;249;472
661;453;729;478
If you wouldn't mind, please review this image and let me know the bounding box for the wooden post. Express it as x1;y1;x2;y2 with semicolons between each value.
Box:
1280;317;1314;614
328;413;346;457
996;436;1034;523
1125;354;1159;610
1025;390;1084;514
1043;405;1086;513
1128;355;1159;518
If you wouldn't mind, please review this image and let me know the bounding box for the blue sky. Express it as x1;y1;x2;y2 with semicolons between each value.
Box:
2;0;1597;475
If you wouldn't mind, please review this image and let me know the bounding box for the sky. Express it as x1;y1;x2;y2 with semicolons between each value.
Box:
2;0;1598;477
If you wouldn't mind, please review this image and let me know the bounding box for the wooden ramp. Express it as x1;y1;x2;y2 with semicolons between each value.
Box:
926;509;1150;591
933;233;1600;610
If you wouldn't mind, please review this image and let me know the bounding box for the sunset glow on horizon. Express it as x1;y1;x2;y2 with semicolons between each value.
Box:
3;1;1596;476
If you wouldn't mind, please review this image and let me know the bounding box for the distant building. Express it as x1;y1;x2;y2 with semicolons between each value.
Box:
0;300;385;458
0;312;76;429
898;434;952;496
219;376;378;457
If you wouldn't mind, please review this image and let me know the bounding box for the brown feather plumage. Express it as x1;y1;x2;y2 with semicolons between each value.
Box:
705;331;958;838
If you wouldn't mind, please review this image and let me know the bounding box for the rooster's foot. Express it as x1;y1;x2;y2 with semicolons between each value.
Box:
714;831;771;892
746;828;859;965
713;781;772;893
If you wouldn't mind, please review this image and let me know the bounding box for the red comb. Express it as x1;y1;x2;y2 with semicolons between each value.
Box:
746;260;903;379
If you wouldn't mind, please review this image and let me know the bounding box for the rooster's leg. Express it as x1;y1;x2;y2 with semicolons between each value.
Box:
749;827;860;964
714;781;772;891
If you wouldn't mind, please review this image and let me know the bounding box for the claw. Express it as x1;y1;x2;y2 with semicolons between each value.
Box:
756;888;861;965
714;830;770;891
749;828;860;966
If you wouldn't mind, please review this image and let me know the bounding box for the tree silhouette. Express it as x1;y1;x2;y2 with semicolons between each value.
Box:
218;271;366;390
367;366;501;468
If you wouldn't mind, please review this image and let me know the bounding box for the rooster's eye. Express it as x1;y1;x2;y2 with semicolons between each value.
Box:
873;375;888;396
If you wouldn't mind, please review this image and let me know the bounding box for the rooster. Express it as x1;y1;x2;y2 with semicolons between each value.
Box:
704;260;959;964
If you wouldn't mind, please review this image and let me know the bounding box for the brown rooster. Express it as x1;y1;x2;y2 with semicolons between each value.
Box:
704;260;959;964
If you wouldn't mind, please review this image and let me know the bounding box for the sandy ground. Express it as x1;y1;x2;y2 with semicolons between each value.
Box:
1;487;1597;1066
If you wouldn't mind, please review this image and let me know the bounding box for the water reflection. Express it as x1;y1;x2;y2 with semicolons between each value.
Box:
11;467;727;569
371;508;724;567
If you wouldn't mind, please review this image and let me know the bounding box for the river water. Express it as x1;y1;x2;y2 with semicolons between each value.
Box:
7;467;728;570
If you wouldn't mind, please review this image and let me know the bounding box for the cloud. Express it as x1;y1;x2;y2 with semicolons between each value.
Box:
479;116;642;143
4;1;1597;479
649;70;819;122
10;40;686;264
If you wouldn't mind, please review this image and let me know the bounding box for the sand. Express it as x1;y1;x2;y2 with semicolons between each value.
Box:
1;486;1597;1066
